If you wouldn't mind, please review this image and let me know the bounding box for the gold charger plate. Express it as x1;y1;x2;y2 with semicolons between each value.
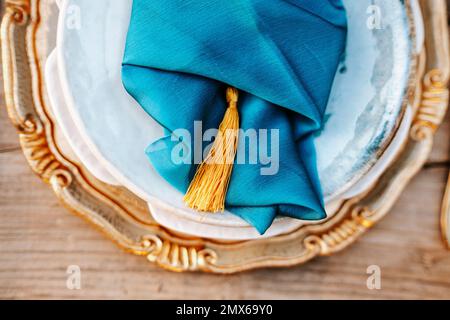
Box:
1;0;449;273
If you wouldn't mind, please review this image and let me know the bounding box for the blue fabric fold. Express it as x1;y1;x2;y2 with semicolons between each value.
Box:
122;0;347;234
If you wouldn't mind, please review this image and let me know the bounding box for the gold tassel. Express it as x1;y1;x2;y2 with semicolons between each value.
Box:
183;87;240;212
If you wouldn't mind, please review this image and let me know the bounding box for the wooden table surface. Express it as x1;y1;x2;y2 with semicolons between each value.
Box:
1;5;450;301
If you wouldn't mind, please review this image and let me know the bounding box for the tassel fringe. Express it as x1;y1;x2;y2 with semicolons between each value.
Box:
183;87;240;212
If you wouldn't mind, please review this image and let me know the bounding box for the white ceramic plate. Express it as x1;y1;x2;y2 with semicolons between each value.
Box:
53;0;420;239
45;51;119;185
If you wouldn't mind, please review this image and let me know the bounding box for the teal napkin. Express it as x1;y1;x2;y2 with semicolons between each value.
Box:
122;0;347;234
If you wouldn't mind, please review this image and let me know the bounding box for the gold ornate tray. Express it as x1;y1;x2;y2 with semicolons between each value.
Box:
2;0;449;274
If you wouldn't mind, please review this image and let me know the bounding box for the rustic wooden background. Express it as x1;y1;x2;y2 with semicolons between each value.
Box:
1;2;450;300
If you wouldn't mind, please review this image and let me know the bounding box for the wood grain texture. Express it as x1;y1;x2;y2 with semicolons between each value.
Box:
1;2;450;300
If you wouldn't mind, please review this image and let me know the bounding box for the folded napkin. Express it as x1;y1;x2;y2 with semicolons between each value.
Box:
122;0;347;234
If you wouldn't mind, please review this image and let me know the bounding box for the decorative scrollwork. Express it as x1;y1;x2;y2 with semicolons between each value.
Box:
411;69;449;141
49;169;73;189
141;236;217;272
4;0;30;25
304;207;375;256
18;117;64;183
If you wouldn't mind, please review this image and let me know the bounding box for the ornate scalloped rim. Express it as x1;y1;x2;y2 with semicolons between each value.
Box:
1;0;449;273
